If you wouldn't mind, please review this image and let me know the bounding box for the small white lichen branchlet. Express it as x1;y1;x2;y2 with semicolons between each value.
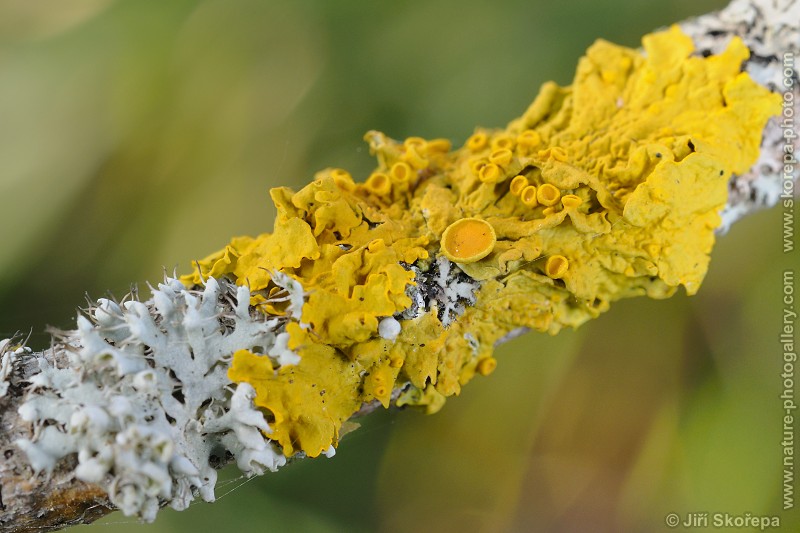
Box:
14;277;300;521
269;270;306;322
0;338;30;399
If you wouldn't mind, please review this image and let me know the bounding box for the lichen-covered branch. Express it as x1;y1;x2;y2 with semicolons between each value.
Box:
680;0;799;229
181;24;781;453
0;1;797;531
1;279;292;531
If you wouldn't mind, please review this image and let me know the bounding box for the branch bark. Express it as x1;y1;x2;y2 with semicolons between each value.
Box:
1;1;797;531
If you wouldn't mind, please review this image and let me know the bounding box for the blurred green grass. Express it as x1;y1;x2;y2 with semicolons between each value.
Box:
2;0;795;531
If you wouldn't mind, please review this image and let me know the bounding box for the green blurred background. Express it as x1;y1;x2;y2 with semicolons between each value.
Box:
1;0;795;531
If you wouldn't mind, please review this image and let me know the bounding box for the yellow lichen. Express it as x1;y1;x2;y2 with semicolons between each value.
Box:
561;194;582;209
476;357;498;376
545;255;570;279
509;175;529;196
478;163;503;184
440;218;497;264
536;183;561;206
520;185;538;207
366;172;392;196
489;148;514;167
467;131;489;151
182;26;780;457
517;129;542;153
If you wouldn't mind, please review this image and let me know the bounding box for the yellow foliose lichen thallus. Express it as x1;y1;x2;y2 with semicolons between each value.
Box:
181;25;780;458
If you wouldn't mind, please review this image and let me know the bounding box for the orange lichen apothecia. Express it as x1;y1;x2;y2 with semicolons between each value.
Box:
441;218;497;264
181;26;780;458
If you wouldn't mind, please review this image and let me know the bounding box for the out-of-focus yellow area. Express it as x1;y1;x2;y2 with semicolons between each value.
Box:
2;1;794;532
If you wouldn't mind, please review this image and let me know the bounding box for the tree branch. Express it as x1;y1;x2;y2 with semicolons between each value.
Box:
679;0;799;230
1;1;797;531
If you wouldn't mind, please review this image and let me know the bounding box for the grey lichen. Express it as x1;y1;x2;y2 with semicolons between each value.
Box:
399;257;481;327
0;338;28;399
13;277;295;521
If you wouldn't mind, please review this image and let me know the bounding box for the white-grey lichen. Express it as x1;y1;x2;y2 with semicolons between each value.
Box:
378;317;402;341
399;257;480;327
463;333;480;355
430;258;481;327
684;0;799;91
0;338;28;399
268;270;306;324
13;277;307;522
